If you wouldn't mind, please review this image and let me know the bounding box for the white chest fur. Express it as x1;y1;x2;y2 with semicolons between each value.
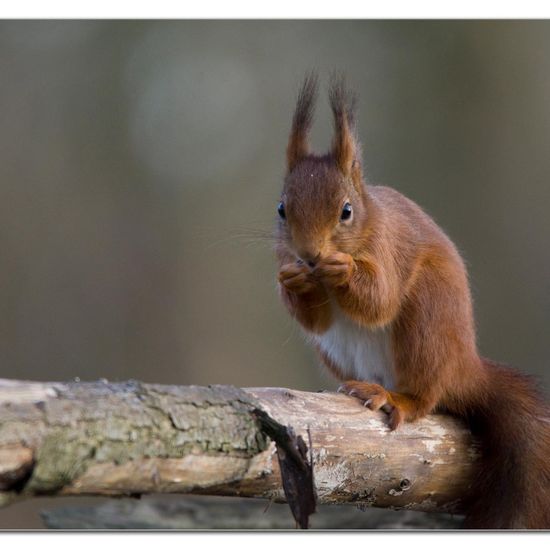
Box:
311;303;396;390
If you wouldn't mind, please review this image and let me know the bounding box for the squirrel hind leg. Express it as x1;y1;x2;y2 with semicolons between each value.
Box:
336;380;402;430
338;380;435;431
338;380;389;410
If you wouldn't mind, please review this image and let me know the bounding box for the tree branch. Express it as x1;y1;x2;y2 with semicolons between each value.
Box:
0;378;480;514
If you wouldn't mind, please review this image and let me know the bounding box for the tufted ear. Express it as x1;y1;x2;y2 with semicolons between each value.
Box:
329;76;362;184
286;73;318;173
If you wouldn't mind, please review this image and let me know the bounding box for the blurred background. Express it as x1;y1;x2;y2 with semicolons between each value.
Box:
0;20;549;528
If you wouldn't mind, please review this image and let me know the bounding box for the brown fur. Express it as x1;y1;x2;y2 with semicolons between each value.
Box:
275;75;550;529
286;72;318;173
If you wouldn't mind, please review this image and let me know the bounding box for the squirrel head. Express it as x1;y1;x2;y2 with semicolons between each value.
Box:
277;74;369;267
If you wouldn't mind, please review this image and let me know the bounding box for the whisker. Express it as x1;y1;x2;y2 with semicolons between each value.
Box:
204;225;279;250
306;298;331;311
281;318;299;347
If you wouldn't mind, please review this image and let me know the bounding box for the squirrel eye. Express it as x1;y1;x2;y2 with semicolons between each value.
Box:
277;202;286;220
340;202;352;221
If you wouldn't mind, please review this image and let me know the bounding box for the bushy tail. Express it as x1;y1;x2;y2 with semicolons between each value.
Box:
464;359;550;528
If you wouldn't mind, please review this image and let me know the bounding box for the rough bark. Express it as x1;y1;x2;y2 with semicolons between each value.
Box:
0;378;480;514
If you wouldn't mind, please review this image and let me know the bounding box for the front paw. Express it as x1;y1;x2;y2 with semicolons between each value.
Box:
278;262;317;295
338;380;403;430
313;252;355;288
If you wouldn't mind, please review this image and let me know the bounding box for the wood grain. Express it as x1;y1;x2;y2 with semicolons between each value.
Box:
0;379;480;514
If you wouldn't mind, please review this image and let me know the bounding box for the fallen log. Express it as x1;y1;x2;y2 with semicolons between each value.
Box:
0;378;480;516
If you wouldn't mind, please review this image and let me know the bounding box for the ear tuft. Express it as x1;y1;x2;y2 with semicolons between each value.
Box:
286;72;318;173
329;74;361;180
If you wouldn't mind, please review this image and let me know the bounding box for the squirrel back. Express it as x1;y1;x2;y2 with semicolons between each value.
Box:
275;74;550;528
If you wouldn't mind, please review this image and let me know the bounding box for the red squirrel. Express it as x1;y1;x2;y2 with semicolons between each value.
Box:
275;74;550;529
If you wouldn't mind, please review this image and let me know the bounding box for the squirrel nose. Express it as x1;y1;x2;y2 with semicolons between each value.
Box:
299;252;321;268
